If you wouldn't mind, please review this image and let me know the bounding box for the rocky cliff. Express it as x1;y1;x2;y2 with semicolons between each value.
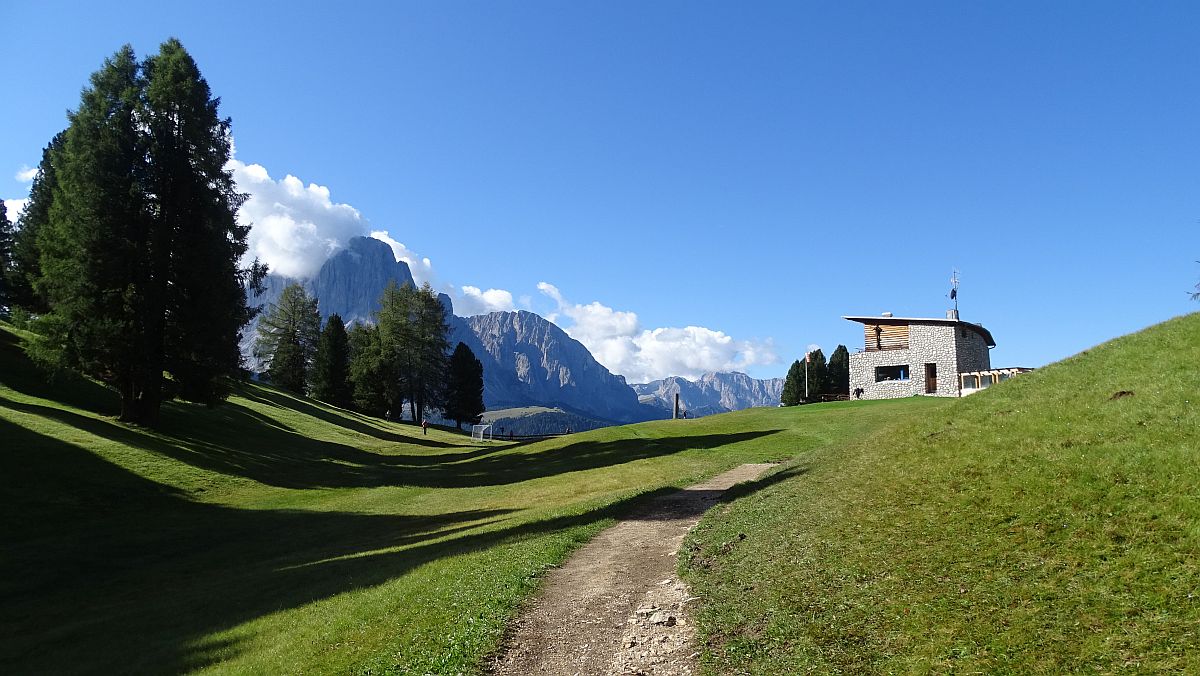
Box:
632;372;784;417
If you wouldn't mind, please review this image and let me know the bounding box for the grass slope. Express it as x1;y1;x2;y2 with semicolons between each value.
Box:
683;313;1200;673
0;322;933;674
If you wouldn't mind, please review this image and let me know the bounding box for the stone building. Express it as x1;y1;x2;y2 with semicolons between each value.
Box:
843;310;995;399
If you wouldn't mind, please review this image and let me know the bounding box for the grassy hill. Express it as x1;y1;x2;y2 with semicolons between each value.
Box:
0;321;933;674
682;313;1200;673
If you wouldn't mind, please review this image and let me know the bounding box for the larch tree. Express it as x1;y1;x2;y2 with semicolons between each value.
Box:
32;42;258;424
444;341;485;429
312;313;352;407
254;282;320;394
781;360;804;406
144;38;260;404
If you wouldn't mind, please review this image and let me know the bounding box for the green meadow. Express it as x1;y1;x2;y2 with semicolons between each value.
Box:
684;313;1200;673
0;321;930;674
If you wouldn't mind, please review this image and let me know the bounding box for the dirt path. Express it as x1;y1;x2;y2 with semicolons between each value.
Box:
491;463;778;676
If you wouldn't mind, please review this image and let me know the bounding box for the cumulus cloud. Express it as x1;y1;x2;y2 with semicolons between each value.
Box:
4;198;28;221
230;159;368;279
537;283;778;383
368;229;435;286
456;286;516;315
15;165;37;182
227;152;520;316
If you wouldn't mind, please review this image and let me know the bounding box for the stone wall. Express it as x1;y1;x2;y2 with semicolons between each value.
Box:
954;325;992;373
849;323;990;400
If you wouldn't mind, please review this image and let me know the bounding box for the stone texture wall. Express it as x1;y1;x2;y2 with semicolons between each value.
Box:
849;323;991;400
954;326;992;373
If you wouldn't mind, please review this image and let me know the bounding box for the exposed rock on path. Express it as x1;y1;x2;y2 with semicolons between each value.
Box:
491;463;778;676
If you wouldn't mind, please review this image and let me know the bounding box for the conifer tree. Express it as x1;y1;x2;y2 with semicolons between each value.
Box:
806;348;829;402
144;39;259;404
412;282;450;421
828;344;850;396
32;42;257;424
9;132;63;313
445;342;485;429
254;283;320;393
781;360;804;406
348;322;388;416
0;201;11;307
312;313;352;407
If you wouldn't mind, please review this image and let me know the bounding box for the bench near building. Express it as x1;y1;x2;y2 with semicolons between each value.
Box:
844;310;1030;399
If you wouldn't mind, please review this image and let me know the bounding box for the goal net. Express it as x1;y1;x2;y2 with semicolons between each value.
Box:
471;424;493;442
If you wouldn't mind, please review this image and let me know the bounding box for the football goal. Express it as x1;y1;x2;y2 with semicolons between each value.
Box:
471;424;493;442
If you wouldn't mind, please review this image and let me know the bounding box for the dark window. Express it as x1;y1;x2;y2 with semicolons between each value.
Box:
875;365;909;382
962;374;978;388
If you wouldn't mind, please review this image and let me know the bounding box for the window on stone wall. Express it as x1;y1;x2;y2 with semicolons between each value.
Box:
962;374;978;388
875;365;909;382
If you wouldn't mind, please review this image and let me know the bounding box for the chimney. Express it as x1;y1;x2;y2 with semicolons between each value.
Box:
947;309;959;320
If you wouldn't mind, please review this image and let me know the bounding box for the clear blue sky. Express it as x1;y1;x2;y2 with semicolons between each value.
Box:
3;1;1197;380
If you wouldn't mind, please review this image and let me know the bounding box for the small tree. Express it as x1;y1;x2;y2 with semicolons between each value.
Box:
311;314;352;407
254;283;320;393
828;344;850;396
781;360;804;406
444;342;485;429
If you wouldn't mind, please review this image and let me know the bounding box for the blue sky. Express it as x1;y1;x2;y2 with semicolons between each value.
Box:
3;2;1197;381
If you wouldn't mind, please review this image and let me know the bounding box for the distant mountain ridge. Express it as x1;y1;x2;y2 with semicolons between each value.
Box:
633;371;784;417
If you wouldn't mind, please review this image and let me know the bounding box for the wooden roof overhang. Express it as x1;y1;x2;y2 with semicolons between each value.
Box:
843;316;996;348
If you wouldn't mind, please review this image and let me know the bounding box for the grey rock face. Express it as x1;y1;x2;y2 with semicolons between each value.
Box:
632;372;784;417
461;311;647;423
310;236;415;324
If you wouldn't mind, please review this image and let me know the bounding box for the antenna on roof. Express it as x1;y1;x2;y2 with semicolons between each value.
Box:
948;269;960;318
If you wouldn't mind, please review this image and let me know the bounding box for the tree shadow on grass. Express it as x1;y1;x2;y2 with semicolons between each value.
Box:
0;420;794;675
234;384;461;448
0;395;780;489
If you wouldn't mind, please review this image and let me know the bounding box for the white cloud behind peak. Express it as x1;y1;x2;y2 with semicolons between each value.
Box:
536;283;778;383
15;165;37;182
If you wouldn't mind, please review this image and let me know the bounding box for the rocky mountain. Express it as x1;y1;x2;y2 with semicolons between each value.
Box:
242;236;416;367
241;237;652;425
453;310;649;423
633;372;784;417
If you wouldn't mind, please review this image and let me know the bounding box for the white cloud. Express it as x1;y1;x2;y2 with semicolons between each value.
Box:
368;229;435;286
15;165;36;182
456;286;516;315
536;283;778;383
229;158;367;279
4;198;28;221
228;152;520;318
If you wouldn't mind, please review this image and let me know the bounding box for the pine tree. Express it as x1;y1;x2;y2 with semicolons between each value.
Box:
781;360;804;406
375;280;419;418
828;344;850;396
445;342;485;429
9;132;63;313
254;283;320;393
312;313;352;407
35;45;155;422
806;349;829;402
31;42;256;424
144;39;258;405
